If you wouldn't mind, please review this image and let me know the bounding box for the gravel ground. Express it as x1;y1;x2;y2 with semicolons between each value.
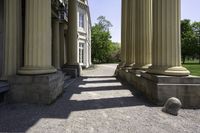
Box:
0;64;200;133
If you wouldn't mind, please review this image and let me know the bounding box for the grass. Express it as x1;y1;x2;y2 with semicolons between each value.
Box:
183;63;200;76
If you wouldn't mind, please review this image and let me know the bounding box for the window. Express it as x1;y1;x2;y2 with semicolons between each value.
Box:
79;13;84;28
79;43;84;64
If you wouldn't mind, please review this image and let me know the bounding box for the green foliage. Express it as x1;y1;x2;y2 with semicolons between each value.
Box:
183;64;200;76
181;19;199;64
91;16;120;64
192;22;200;63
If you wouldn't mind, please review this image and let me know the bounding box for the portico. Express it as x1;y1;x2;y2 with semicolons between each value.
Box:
0;0;199;108
116;0;200;108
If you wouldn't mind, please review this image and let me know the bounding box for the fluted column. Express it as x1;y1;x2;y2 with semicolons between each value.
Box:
119;0;127;67
125;0;136;69
59;23;65;67
133;0;152;70
67;0;78;65
147;0;190;76
52;19;60;69
1;0;22;80
18;0;56;75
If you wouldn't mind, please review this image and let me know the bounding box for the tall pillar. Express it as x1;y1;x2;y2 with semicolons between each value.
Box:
1;0;22;80
119;0;127;67
64;29;68;64
67;0;78;65
59;23;65;67
133;0;152;70
18;0;56;75
125;0;136;69
147;0;190;76
52;19;60;69
0;0;4;78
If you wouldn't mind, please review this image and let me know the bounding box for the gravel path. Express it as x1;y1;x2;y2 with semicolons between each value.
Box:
0;64;200;133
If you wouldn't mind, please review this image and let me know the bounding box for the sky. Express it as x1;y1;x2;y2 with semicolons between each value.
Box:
88;0;200;43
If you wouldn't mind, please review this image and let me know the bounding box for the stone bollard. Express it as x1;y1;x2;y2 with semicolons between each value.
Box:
162;97;182;116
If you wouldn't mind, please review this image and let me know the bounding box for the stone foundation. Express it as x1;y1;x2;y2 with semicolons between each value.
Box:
6;71;64;104
62;64;82;78
117;69;200;109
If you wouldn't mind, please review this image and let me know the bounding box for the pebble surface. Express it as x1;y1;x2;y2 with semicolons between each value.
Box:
0;64;200;133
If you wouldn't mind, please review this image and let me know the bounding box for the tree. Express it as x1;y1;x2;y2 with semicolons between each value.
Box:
91;16;113;63
181;19;197;63
97;16;113;32
192;22;200;63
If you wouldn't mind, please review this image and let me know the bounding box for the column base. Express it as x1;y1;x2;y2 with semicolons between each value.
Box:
6;71;64;104
147;66;190;76
18;66;57;75
132;64;152;70
118;62;126;68
124;63;134;70
116;69;200;109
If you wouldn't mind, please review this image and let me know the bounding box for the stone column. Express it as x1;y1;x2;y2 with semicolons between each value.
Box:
1;0;22;80
133;0;152;70
59;23;65;67
64;29;68;64
119;0;127;67
147;0;190;76
52;19;60;69
67;0;78;65
18;0;56;75
125;0;136;69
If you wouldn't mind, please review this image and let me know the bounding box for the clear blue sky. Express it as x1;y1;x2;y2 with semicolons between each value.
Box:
88;0;200;43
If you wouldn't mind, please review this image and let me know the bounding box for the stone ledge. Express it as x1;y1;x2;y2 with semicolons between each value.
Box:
62;64;82;78
117;69;200;109
6;71;64;104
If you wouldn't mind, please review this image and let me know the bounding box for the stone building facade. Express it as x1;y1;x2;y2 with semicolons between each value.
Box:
0;0;91;104
77;0;92;68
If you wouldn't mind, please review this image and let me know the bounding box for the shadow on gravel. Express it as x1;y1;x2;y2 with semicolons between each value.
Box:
0;76;153;132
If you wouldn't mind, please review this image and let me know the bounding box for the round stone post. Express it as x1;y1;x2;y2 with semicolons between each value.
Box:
133;0;152;70
67;0;78;65
52;19;60;69
147;0;190;76
1;0;22;80
18;0;56;75
125;0;136;69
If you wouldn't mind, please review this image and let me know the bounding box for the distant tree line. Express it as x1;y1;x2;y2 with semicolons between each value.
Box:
91;16;120;64
181;19;200;64
92;18;200;64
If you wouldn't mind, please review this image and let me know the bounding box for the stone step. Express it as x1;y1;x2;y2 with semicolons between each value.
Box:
64;75;71;81
0;82;9;93
62;68;78;78
64;79;76;89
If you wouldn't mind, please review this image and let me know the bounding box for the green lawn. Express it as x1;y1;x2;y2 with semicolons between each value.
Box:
183;63;200;76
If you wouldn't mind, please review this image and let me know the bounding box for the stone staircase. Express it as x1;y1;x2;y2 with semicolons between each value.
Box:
63;74;76;89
